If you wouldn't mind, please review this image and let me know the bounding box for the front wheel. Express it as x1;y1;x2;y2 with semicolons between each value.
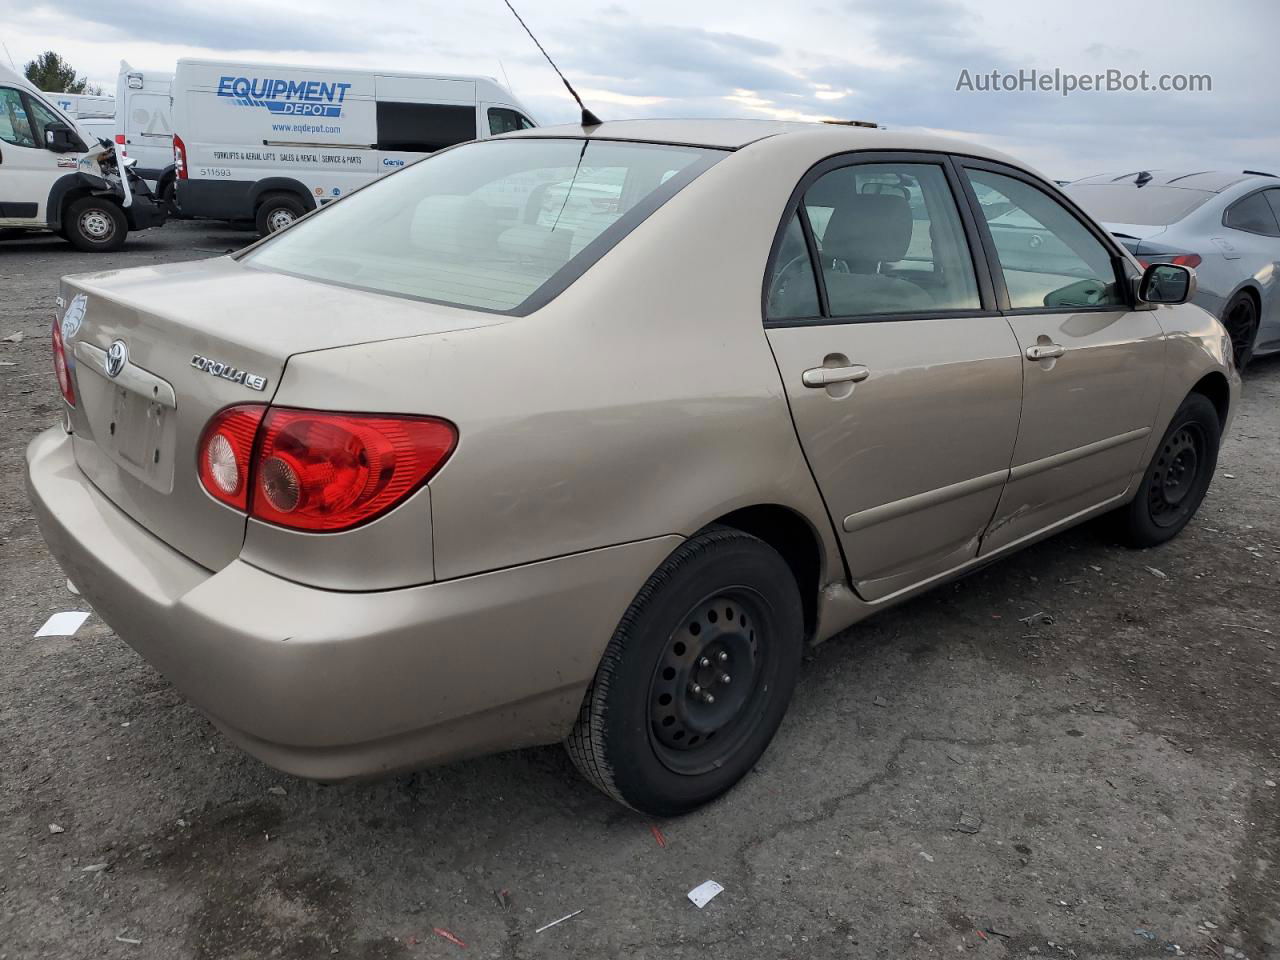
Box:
1117;393;1221;547
567;528;803;816
64;197;128;252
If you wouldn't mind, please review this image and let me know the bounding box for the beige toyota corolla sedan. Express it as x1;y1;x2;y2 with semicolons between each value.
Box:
27;120;1238;815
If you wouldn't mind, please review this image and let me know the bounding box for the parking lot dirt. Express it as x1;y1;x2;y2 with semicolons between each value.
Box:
2;223;1278;960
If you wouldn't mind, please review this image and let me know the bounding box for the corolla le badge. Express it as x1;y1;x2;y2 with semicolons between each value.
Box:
105;340;129;379
190;354;269;392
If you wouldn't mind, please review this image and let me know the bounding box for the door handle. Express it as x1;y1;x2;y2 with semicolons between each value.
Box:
802;364;870;388
1025;343;1065;361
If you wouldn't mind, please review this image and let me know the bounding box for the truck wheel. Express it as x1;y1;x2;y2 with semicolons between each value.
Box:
566;528;804;816
65;197;128;252
157;174;179;216
255;193;306;237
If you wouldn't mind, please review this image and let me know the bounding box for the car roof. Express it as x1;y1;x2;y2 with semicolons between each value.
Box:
1070;170;1277;193
500;118;1026;164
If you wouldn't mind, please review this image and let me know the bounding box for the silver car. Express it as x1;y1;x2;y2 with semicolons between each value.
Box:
1066;170;1280;367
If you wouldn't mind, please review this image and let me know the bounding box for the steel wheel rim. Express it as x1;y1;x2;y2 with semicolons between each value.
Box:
647;588;769;776
79;209;114;241
1148;421;1205;527
268;209;296;232
1225;299;1256;360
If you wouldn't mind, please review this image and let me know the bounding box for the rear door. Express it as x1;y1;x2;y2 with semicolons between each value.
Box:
956;160;1164;553
121;91;173;173
764;153;1023;602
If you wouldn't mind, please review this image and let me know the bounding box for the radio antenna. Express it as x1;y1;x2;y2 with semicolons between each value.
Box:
500;0;602;127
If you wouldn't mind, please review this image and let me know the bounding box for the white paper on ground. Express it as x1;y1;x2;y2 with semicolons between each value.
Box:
687;880;724;908
35;612;90;638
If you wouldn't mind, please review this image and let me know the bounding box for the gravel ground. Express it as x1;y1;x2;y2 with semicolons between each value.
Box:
1;223;1278;960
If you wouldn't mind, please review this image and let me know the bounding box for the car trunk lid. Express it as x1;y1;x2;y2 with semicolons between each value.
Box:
60;256;504;571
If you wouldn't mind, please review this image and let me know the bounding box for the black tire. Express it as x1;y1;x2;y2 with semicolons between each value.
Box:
567;528;804;816
1118;393;1221;547
157;174;178;216
255;193;307;237
1222;293;1258;370
64;197;128;252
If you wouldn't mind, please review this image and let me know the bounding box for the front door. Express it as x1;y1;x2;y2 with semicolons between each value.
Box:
764;155;1023;602
0;86;64;227
957;162;1165;553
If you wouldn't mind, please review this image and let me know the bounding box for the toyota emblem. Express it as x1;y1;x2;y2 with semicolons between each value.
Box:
105;340;128;379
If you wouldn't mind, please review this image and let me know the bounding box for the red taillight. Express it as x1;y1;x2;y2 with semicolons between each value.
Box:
197;405;266;510
51;319;75;407
114;133;125;144
1138;253;1202;269
173;133;187;180
196;407;457;531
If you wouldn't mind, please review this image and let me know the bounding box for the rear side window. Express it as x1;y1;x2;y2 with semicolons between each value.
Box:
243;138;722;313
1065;183;1213;226
769;161;980;321
967;169;1125;310
488;107;535;136
1224;191;1280;236
766;213;820;320
376;102;476;153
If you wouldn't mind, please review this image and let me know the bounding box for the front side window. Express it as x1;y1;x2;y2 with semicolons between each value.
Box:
0;87;37;148
1224;191;1280;237
797;162;981;318
244;138;721;312
488;107;535;136
376;102;476;153
967;169;1125;310
24;95;63;144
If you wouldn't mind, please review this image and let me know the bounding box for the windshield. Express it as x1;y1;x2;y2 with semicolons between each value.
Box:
1064;183;1214;227
243;138;722;313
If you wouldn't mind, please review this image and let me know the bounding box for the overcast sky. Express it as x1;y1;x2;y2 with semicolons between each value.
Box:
1;0;1274;178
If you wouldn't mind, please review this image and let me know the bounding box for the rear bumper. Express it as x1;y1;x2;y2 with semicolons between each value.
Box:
26;426;677;780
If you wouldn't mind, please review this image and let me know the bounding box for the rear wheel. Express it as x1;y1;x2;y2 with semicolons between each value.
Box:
255;193;307;237
1222;293;1258;369
1118;393;1220;547
64;197;128;252
567;528;803;816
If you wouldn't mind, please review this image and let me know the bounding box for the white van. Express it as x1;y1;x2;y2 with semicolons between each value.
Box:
43;92;116;120
115;61;175;193
171;58;536;236
0;64;167;250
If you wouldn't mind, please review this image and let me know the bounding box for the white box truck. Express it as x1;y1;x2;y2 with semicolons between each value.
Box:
171;58;537;236
0;63;167;250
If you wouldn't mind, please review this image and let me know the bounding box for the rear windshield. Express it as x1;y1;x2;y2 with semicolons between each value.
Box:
1064;183;1213;227
243;138;722;313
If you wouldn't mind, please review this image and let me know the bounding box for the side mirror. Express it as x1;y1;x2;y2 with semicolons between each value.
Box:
44;122;80;153
1138;262;1196;305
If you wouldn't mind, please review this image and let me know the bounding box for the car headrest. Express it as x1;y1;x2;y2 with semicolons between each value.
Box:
821;193;913;267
